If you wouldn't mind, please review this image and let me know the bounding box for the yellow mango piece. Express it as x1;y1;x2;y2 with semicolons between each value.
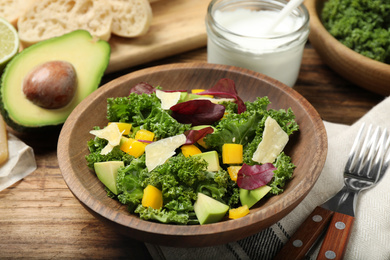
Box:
181;144;202;157
229;205;250;219
197;137;208;149
222;143;243;164
227;166;242;182
108;122;132;135
142;185;163;209
135;129;155;142
120;138;146;158
191;89;213;98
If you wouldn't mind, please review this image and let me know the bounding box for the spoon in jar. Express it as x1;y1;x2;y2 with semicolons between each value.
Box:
264;0;305;34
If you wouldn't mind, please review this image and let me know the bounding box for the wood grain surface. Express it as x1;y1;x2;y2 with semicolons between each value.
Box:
0;43;384;259
273;206;334;260
106;0;210;73
316;212;355;260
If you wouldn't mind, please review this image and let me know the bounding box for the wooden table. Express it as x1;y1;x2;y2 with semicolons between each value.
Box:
0;43;384;259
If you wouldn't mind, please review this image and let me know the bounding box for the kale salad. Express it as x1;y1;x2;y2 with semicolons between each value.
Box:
85;79;299;225
322;0;390;63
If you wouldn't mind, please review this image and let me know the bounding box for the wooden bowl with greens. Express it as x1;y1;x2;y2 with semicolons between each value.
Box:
58;63;327;247
305;0;390;96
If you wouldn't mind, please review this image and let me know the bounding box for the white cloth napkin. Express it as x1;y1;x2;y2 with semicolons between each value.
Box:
0;133;37;191
146;96;390;260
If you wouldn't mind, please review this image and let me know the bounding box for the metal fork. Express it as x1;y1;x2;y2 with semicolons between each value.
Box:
274;123;390;260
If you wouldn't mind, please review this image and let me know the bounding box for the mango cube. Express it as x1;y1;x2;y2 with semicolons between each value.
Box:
135;129;155;142
227;166;242;182
191;89;213;98
120;138;146;158
222;143;243;164
197;137;209;149
142;185;163;209
181;144;202;157
108;122;132;135
229;205;250;219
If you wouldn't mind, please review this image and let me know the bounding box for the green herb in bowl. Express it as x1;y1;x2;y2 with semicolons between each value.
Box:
321;0;390;64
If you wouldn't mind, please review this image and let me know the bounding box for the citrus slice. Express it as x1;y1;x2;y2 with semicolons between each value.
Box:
0;17;19;71
145;134;187;172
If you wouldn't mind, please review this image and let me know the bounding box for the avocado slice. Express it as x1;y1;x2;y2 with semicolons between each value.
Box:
194;192;229;225
239;185;272;208
178;92;188;103
193;151;220;172
0;30;110;132
184;93;204;101
94;161;124;195
190;125;216;131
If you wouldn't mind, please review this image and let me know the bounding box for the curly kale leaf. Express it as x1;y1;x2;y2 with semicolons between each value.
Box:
134;205;194;225
85;137;134;169
205;96;298;165
243;107;298;165
203;97;270;151
116;157;146;212
107;93;191;139
204;112;261;152
268;152;296;195
130;155;234;224
322;0;390;63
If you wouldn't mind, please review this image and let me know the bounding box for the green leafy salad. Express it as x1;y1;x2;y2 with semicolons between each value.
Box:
322;0;390;63
85;79;299;225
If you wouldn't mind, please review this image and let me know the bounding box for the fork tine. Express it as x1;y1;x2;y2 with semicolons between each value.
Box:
374;129;390;183
358;125;381;177
345;123;366;172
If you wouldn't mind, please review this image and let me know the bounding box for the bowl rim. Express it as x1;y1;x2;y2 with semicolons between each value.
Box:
58;62;328;246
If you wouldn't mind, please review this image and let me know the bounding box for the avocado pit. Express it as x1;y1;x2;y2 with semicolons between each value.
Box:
22;60;77;109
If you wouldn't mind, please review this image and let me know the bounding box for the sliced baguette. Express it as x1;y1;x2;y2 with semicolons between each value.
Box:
110;0;153;38
0;0;37;27
0;0;20;27
17;0;112;47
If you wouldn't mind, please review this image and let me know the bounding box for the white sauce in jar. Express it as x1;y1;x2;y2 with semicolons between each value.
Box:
206;1;310;87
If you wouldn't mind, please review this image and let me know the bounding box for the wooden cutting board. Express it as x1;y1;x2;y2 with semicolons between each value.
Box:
106;0;210;73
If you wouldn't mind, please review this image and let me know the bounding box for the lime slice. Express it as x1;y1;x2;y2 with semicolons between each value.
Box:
0;17;19;71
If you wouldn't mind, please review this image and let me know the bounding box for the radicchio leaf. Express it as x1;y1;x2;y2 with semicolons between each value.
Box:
197;78;246;114
184;127;214;145
129;82;156;94
237;163;276;190
170;100;225;126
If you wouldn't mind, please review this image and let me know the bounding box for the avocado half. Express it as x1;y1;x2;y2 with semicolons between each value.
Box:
0;30;111;132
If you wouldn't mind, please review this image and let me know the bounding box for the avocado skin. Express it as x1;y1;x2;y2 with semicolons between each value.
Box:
0;30;111;133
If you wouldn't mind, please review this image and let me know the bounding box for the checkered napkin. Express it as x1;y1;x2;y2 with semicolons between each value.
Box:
146;97;390;260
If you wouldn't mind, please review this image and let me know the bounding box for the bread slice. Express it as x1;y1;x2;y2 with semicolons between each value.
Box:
17;0;112;47
110;0;153;38
0;0;20;27
0;0;37;27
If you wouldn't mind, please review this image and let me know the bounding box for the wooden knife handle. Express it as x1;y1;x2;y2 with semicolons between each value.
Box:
273;206;334;260
316;212;355;260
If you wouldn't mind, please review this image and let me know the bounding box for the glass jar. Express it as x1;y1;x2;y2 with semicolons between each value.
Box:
206;0;310;87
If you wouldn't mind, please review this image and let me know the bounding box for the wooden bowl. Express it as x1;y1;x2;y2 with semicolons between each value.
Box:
305;0;390;96
57;63;327;247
